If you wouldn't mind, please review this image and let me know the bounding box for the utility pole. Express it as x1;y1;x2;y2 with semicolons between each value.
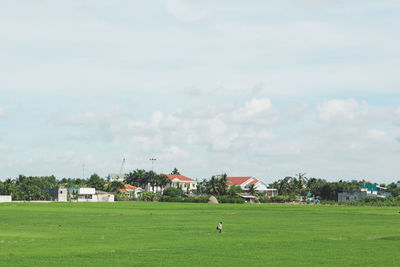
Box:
149;158;157;171
82;164;85;178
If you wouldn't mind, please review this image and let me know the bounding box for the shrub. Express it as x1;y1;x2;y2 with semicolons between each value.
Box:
163;187;184;197
140;192;158;202
216;195;245;204
115;194;130;201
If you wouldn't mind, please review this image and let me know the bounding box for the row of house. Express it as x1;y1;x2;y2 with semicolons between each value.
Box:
338;185;392;202
1;174;275;203
110;173;277;199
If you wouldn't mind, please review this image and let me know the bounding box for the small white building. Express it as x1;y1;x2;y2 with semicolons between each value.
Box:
77;188;114;202
108;173;125;182
0;195;12;203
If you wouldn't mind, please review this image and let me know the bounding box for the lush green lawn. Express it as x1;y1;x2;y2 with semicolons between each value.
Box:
0;202;399;266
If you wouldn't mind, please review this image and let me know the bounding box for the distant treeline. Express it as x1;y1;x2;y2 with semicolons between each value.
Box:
1;171;400;203
268;175;400;201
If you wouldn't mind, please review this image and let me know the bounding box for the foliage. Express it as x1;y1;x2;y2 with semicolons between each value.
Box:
259;195;297;203
124;169;170;192
114;194;134;201
204;173;228;196
0;175;57;200
86;173;106;190
170;168;180;175
106;181;125;193
246;184;256;195
139;191;157;202
163;187;183;197
160;196;209;203
215;195;245;204
228;186;243;196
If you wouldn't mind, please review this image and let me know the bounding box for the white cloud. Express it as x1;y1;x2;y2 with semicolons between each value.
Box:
367;129;386;139
164;0;207;22
317;99;359;121
0;106;5;117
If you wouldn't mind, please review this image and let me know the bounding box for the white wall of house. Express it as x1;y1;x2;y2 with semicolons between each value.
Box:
0;195;12;202
169;179;197;191
57;188;68;202
254;182;268;191
79;188;96;195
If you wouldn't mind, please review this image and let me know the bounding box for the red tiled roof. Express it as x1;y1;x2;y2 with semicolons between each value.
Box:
247;179;259;186
118;188;128;194
166;174;196;182
124;184;137;190
227;177;253;186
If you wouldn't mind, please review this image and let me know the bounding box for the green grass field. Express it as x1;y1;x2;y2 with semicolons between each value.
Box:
1;202;399;266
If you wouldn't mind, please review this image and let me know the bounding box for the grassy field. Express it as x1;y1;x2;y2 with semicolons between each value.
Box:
0;202;399;266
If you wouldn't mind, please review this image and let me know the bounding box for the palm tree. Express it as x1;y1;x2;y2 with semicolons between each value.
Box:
217;173;228;196
125;169;146;187
157;174;170;193
247;184;256;195
207;176;219;196
296;173;307;189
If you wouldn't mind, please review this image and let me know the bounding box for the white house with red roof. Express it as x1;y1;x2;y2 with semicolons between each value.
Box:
166;174;197;192
118;184;144;198
227;176;268;192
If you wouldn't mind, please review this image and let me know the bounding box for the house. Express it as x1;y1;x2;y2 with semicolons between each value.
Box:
361;185;391;198
227;176;268;192
166;174;197;192
338;191;368;202
77;188;114;202
0;195;12;203
107;173;125;182
117;184;143;198
47;187;67;202
339;185;391;202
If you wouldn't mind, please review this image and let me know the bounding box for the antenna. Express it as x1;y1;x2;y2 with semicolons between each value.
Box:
120;158;126;174
149;158;157;171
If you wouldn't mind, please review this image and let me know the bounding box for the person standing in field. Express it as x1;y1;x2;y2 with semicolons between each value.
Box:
216;222;222;233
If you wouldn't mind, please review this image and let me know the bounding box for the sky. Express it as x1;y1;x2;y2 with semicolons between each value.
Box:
0;0;399;183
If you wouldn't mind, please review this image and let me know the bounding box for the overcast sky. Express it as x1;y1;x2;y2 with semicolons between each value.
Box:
0;0;399;183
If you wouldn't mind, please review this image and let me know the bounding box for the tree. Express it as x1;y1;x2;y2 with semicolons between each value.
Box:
207;176;219;196
87;173;105;190
247;184;256;195
228;185;243;196
163;187;183;197
170;168;180;175
125;169;147;188
107;181;125;193
157;174;171;192
296;173;308;190
205;174;228;196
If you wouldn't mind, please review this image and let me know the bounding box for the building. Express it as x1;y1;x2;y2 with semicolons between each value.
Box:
227;176;268;192
338;191;368;202
361;185;391;198
117;184;143;198
77;188;114;202
107;173;125;182
0;195;12;203
339;185;392;202
166;174;197;192
47;187;68;202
